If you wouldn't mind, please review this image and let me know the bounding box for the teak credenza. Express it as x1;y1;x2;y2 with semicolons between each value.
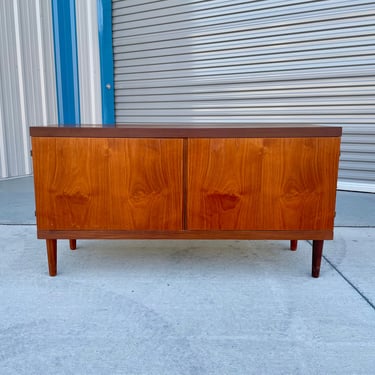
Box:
30;124;342;277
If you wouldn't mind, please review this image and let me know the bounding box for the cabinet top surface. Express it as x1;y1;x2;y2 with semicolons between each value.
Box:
30;123;342;138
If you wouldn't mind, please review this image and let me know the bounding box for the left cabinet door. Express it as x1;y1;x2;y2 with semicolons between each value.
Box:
32;137;183;231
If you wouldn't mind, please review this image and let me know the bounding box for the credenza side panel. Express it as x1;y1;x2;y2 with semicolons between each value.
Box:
187;137;341;231
32;137;183;231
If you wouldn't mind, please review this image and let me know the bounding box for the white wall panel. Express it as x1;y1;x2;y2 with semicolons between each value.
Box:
76;0;102;124
0;0;57;178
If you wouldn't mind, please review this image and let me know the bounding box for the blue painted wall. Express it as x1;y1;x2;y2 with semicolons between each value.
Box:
51;0;80;126
52;0;114;127
97;0;115;126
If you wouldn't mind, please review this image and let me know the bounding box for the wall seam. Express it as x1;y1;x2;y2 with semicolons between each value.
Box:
13;0;31;173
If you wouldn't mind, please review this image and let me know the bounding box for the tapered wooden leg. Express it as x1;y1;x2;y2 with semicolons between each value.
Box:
312;240;324;278
69;239;77;250
46;239;57;276
290;240;298;251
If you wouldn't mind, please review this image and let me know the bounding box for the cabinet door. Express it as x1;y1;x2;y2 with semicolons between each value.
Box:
32;137;183;231
187;138;340;231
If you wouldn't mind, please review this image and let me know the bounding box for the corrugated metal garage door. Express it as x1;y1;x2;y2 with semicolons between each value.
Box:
112;0;375;192
0;0;57;178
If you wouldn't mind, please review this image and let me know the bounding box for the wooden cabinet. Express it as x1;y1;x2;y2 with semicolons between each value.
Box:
30;124;342;277
187;138;340;231
32;137;183;231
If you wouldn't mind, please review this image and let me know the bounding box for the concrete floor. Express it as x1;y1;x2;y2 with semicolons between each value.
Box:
1;176;375;374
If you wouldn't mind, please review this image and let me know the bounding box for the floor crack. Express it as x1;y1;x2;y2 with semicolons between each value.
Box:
307;240;375;312
323;255;375;311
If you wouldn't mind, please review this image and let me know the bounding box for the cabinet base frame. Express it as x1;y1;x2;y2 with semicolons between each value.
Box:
42;231;329;278
38;229;332;240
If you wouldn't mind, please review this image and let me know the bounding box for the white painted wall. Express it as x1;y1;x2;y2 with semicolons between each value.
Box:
76;0;102;125
0;0;102;178
0;0;57;178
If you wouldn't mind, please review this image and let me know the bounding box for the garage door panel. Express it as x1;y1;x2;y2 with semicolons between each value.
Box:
113;0;375;191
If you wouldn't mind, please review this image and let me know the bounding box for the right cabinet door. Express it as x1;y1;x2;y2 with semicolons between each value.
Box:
187;138;341;231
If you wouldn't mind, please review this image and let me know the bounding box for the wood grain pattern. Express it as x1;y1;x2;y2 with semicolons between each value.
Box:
37;229;333;240
187;138;341;231
32;137;183;231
